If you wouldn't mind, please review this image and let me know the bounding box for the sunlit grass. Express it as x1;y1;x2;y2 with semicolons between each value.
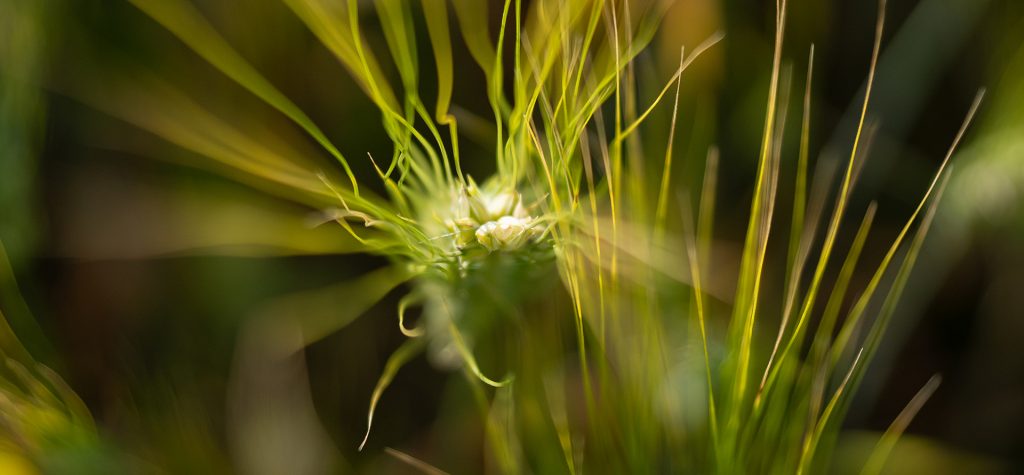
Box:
1;0;990;472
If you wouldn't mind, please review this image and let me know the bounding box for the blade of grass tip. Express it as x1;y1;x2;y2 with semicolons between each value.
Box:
796;348;864;475
761;48;823;415
128;0;361;195
849;121;880;192
384;447;451;475
732;47;790;451
758;0;888;409
731;0;787;322
804;345;833;462
787;43;815;293
654;46;686;231
767;45;815;388
728;0;787;423
359;338;426;451
680;195;721;465
737;59;791;395
830;195;925;370
860;375;942;475
698;147;719;275
830;88;985;366
812;173;952;474
617;32;725;143
397;292;425;338
579;126;607;347
839;170;952;382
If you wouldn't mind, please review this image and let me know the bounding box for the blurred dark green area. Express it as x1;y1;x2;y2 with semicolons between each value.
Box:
2;0;1023;472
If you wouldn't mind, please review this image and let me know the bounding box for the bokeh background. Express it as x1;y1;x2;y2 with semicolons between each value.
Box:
2;0;1022;472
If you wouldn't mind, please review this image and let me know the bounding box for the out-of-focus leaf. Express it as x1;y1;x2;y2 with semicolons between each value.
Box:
127;0;362;193
53;169;382;259
256;265;412;354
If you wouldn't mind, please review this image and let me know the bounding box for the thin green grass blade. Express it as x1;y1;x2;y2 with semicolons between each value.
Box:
859;375;942;475
375;0;419;94
654;47;686;231
743;204;877;460
421;0;464;183
786;46;814;287
698;148;719;276
397;291;425;338
281;0;400;110
359;338;426;451
442;302;512;389
830;89;985;365
761;46;816;388
0;243;39;367
681;196;721;468
262;265;413;355
727;1;788;433
451;0;498;82
421;0;453;124
384;447;451;475
128;0;361;194
802;203;877;392
757;0;888;409
616;32;723;143
797;348;864;475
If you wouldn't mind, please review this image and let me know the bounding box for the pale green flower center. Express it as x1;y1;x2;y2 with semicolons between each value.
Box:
445;183;543;252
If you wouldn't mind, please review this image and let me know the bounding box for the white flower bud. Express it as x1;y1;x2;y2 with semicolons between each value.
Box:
475;216;537;251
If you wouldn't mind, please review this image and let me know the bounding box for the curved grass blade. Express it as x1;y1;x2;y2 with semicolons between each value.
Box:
260;265;413;355
859;375;942;475
127;0;361;194
359;338;426;451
